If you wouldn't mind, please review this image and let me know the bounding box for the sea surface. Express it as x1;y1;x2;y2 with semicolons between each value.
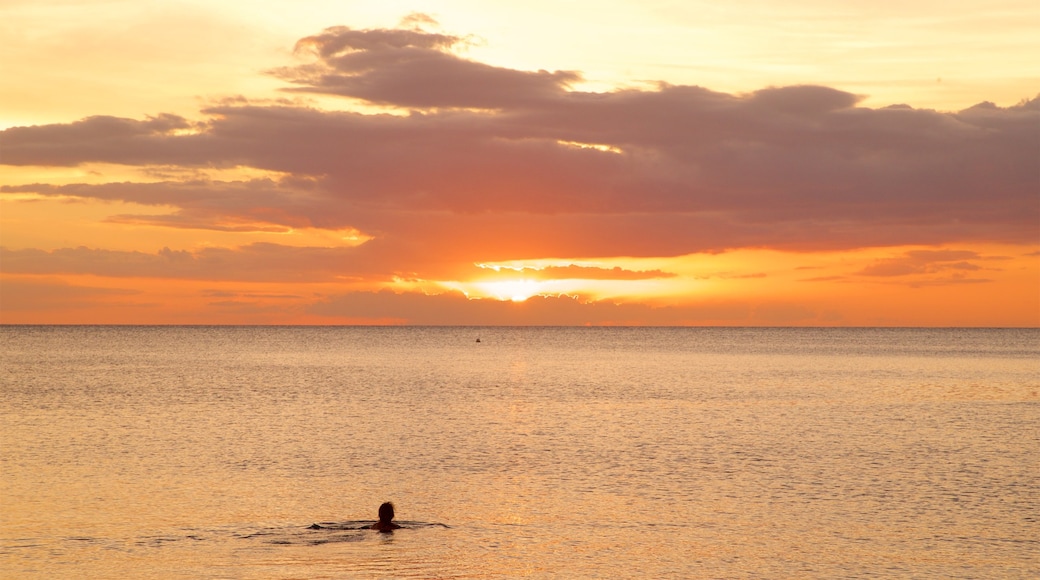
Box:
1;326;1038;578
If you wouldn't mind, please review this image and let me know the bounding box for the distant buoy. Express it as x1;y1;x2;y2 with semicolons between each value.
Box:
476;338;481;343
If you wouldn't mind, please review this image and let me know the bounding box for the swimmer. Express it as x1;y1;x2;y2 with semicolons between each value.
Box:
370;502;401;532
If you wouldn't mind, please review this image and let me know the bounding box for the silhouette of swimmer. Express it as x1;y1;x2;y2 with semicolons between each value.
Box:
370;502;401;532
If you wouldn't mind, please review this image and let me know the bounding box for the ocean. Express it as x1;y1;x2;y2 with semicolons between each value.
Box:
1;326;1037;578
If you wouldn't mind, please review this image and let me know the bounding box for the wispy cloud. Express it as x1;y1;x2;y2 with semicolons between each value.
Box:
479;264;677;281
0;279;139;312
857;250;985;277
307;289;759;326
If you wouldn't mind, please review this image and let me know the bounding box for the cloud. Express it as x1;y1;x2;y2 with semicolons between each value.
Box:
398;12;440;29
1;114;199;166
857;249;985;277
0;244;403;282
0;278;139;314
307;289;760;325
3;179;324;232
852;248;1001;287
534;265;676;281
0;241;677;285
478;264;676;281
901;277;992;287
304;289;859;326
273;25;581;109
2;22;1038;285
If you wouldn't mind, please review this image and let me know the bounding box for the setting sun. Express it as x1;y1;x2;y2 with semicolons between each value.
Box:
471;279;546;302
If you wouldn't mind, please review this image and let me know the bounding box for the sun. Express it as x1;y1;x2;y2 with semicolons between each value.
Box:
479;279;542;302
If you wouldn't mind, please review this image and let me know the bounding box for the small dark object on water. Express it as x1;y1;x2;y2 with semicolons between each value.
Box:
476;337;481;343
370;502;401;532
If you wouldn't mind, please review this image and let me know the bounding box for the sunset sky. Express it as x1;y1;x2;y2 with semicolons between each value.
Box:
1;0;1037;325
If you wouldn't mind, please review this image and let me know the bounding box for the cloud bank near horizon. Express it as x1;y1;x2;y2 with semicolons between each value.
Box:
1;20;1037;324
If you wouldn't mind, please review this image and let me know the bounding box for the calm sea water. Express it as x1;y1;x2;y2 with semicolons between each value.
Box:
1;326;1038;578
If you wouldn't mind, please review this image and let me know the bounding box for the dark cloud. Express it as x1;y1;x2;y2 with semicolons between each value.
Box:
1;22;1037;282
273;25;581;109
0;244;399;283
0;114;200;166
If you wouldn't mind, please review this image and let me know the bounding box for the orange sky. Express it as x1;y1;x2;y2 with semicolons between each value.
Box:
1;1;1038;326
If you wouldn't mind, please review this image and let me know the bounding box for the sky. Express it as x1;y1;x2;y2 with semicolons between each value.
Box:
1;0;1038;326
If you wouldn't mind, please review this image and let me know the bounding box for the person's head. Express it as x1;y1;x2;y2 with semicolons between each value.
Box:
378;502;395;523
